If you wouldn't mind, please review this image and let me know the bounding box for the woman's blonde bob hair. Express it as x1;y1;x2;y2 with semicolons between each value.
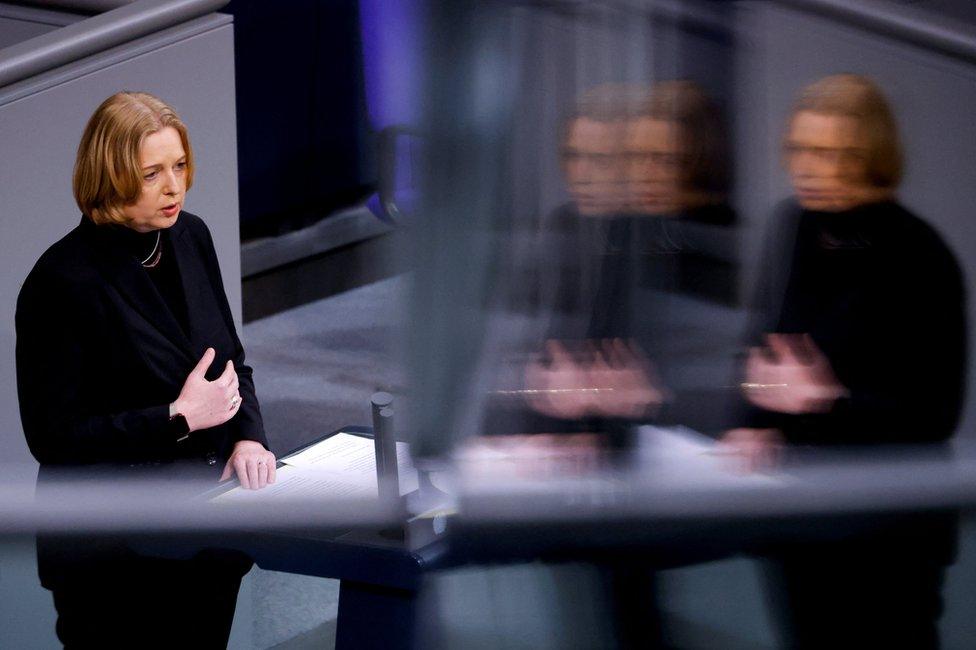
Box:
73;91;194;225
788;74;902;189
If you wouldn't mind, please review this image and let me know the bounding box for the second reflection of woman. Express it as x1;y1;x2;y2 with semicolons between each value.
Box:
526;80;739;438
725;74;965;649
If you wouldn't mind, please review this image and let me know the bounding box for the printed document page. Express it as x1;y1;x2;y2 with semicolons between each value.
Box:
213;432;419;502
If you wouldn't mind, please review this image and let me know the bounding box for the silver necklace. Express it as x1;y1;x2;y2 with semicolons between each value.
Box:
141;231;162;268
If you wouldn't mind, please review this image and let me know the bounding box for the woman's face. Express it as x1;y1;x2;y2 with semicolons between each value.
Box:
624;117;686;215
122;126;187;232
785;111;879;212
562;117;626;216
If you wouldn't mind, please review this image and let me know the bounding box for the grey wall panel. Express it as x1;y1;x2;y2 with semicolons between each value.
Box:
734;2;976;438
0;1;84;28
0;15;60;49
0;13;228;104
0;19;241;465
19;0;133;12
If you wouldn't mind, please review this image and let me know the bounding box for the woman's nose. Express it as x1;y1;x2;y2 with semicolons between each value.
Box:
162;170;179;194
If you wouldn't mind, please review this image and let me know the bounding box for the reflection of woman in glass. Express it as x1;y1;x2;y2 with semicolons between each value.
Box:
621;80;737;305
527;81;739;431
16;92;275;647
521;82;742;648
726;75;965;648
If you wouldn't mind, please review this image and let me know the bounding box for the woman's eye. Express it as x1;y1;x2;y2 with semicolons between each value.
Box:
175;161;187;170
143;171;158;181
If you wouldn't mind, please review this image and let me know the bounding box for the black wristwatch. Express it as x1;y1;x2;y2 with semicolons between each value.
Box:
168;403;190;443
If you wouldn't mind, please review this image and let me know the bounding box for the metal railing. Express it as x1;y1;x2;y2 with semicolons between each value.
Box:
7;0;132;14
0;0;228;88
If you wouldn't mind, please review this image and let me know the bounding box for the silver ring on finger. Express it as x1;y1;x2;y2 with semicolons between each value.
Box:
229;395;241;410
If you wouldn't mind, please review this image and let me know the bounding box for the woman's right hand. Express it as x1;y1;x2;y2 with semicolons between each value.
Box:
172;348;241;433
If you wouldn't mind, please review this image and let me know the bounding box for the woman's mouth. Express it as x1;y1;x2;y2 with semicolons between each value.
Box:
161;203;180;217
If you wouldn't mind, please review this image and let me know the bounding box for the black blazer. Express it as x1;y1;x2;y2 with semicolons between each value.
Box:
740;200;966;566
741;200;967;446
16;211;268;466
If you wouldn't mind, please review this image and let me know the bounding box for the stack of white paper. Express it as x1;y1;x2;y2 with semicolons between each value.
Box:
213;433;419;502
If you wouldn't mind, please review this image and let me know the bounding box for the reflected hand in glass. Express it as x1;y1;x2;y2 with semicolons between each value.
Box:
524;339;665;420
718;428;783;473
743;334;847;415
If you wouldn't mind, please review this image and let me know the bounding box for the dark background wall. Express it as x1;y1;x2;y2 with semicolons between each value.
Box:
224;0;375;241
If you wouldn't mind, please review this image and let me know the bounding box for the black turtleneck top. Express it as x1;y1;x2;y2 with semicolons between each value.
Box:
113;225;190;337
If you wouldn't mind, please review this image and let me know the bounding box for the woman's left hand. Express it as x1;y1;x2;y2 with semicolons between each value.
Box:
220;440;276;489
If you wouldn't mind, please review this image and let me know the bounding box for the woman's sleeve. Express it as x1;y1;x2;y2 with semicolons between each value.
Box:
196;221;270;451
16;269;179;464
825;235;967;445
756;220;966;446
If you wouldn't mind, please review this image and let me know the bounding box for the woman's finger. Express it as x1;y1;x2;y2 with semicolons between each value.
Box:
220;370;239;389
257;460;269;489
216;360;235;384
766;334;797;364
246;457;259;490
190;347;216;379
219;459;233;482
235;457;250;489
545;340;573;367
606;338;629;368
267;456;277;484
590;344;611;371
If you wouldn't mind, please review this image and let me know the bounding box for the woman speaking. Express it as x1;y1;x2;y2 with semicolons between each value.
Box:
16;91;275;647
726;75;966;649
